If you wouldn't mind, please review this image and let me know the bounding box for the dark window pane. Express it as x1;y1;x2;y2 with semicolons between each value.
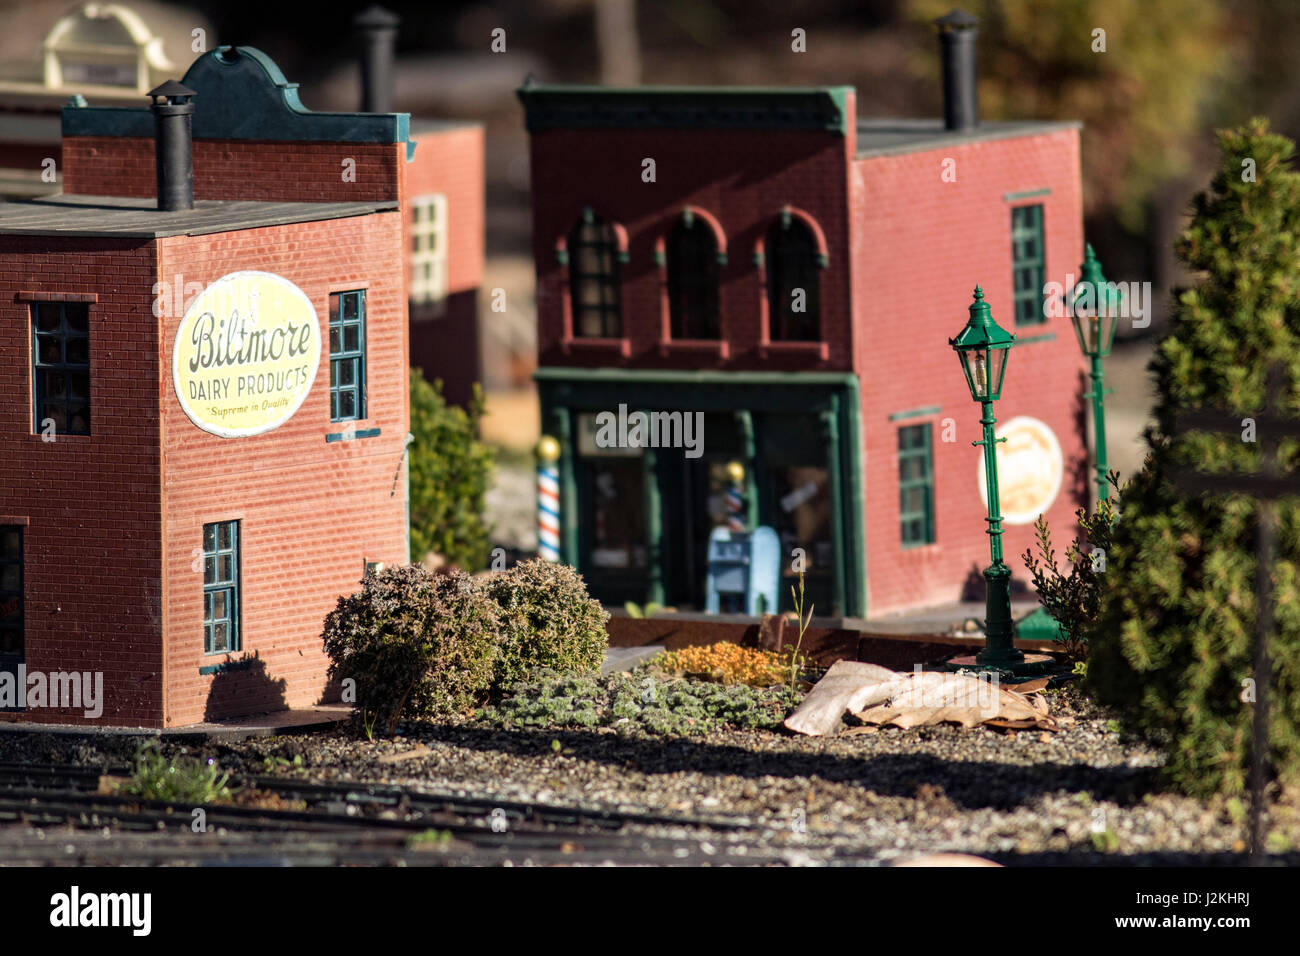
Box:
343;293;359;321
218;555;234;582
43;405;67;433
344;326;359;353
203;525;216;552
329;327;340;353
217;522;232;551
339;389;356;419
67;405;89;434
65;306;89;333
65;337;89;365
68;372;89;400
36;304;61;331
37;336;61;364
0;565;18;592
0;530;19;558
204;555;216;585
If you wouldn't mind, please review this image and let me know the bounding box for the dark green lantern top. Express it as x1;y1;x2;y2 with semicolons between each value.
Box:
1072;243;1121;357
949;286;1015;402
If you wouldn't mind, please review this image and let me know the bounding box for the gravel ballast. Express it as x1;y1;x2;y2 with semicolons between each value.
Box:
2;687;1296;865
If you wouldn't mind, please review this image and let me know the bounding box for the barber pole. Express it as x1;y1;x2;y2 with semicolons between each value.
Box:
537;435;561;562
725;460;746;533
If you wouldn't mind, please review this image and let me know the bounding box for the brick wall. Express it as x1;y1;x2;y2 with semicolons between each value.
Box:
0;237;164;727
528;116;854;373
158;212;409;726
61;137;404;204
850;129;1089;615
405;124;484;406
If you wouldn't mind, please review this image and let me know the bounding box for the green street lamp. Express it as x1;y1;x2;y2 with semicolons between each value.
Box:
949;286;1022;669
1071;244;1121;502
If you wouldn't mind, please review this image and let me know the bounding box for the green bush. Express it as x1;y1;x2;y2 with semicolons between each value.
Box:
481;560;609;692
1085;119;1300;797
1022;476;1119;664
321;565;499;734
409;370;494;571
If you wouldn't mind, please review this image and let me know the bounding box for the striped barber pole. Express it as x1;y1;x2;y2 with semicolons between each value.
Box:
726;482;746;533
537;463;561;562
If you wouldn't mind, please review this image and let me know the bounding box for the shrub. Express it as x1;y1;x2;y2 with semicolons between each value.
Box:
1085;119;1300;797
321;565;499;734
481;560;609;692
1021;475;1119;664
408;371;494;571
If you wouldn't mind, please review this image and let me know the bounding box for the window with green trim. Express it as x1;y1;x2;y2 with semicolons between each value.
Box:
329;290;366;421
0;527;22;663
203;520;240;655
667;215;720;339
766;216;821;341
31;302;90;435
1011;204;1046;326
898;424;935;547
568;210;623;337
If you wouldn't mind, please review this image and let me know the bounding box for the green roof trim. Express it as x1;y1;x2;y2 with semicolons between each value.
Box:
63;46;416;161
516;84;853;136
533;367;858;387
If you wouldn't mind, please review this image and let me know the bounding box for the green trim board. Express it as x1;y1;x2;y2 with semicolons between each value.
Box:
1015;331;1057;345
517;84;854;136
888;404;941;422
1004;187;1051;202
63;46;416;161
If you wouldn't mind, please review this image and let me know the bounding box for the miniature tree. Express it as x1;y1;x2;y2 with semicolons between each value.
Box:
1085;119;1300;797
408;370;494;571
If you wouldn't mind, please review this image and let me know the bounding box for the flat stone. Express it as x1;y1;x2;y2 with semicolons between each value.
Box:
600;645;666;675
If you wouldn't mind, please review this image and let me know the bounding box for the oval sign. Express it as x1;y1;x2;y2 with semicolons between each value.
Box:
173;271;322;438
976;415;1064;525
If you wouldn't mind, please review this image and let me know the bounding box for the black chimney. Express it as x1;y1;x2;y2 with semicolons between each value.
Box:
935;9;979;132
354;5;400;113
148;80;196;211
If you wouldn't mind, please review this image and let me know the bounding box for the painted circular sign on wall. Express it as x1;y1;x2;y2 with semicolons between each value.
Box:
976;415;1064;525
173;271;322;438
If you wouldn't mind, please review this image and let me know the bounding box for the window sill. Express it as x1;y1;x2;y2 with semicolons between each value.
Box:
561;337;631;358
658;339;729;359
326;427;382;443
199;657;251;675
759;341;829;361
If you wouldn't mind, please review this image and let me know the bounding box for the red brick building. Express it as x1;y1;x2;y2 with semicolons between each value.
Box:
0;46;413;727
521;38;1089;618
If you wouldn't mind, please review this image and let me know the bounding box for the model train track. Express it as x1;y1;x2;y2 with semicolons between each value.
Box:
0;761;794;865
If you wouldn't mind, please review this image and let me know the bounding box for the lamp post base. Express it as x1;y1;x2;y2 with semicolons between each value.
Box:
946;652;1055;678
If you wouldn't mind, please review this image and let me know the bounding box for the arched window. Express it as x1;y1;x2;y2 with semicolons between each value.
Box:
766;215;821;341
667;214;720;339
568;210;622;337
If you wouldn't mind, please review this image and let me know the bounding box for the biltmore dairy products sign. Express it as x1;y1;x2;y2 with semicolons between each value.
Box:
976;416;1064;525
173;271;322;438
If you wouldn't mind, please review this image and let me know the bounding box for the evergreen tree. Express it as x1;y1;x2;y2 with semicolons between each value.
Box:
1087;119;1300;797
408;370;494;571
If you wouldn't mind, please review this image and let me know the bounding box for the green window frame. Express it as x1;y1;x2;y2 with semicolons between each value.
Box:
0;526;22;663
766;216;821;341
202;520;240;655
568;209;623;338
31;302;91;435
667;216;720;340
329;290;366;422
898;423;935;547
1011;203;1046;326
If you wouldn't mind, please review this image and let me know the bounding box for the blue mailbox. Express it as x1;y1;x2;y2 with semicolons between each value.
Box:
705;525;780;616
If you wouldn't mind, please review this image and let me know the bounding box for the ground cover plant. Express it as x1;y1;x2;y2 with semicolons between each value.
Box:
478;669;802;736
653;642;806;688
